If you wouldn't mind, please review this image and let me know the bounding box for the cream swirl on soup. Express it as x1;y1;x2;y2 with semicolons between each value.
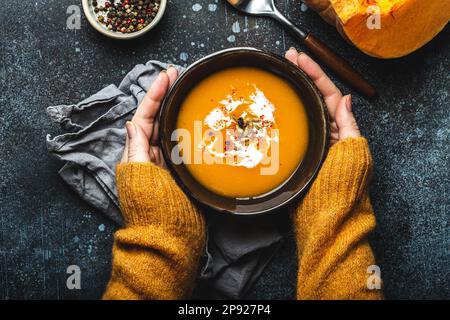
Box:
200;87;279;168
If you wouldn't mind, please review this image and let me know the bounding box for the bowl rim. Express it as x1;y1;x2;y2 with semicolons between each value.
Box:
81;0;167;40
159;47;330;216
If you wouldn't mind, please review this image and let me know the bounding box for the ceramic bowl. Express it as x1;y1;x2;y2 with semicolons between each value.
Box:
159;47;330;215
81;0;167;40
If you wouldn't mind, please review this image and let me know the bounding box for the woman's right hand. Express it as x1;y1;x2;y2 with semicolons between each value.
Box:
285;48;361;145
285;50;381;301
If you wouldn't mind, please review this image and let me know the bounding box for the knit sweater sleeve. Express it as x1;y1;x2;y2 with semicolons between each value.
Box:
294;137;383;300
102;163;206;300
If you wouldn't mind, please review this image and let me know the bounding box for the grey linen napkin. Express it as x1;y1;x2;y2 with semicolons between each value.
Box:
46;60;284;299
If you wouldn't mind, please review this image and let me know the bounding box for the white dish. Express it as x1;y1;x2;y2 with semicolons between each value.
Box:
81;0;167;40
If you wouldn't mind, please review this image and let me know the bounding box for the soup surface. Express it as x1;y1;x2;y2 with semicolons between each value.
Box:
175;67;309;198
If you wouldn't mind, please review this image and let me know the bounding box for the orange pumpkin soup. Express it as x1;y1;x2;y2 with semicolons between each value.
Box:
175;67;309;198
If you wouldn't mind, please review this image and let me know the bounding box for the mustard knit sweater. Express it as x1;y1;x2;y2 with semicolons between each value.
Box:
103;137;382;300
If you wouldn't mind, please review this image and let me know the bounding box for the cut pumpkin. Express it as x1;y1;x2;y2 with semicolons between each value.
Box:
303;0;450;58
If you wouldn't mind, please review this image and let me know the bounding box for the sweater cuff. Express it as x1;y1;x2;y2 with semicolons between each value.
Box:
116;163;205;235
302;137;373;211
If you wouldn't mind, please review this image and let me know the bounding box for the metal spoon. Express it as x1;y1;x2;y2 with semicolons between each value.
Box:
226;0;376;98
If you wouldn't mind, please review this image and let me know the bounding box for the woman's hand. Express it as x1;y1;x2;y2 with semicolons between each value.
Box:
285;48;361;145
285;50;381;300
121;66;179;166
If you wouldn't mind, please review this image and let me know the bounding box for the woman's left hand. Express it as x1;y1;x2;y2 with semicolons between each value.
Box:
121;66;179;167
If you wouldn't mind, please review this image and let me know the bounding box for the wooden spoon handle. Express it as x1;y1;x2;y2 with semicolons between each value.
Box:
304;33;377;98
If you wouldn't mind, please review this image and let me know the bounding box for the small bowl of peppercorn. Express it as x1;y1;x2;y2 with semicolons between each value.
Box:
82;0;166;40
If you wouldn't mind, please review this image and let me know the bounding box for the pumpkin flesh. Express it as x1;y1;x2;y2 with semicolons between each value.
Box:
304;0;450;58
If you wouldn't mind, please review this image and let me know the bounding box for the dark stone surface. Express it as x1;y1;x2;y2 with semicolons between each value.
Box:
0;0;448;299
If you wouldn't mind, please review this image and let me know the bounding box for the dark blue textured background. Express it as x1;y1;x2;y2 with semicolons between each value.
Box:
0;0;448;299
